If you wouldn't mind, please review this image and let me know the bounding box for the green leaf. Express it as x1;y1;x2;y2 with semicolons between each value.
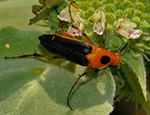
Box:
121;62;150;115
122;50;147;101
29;9;49;25
0;27;116;114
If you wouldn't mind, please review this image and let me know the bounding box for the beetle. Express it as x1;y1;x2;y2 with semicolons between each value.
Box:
5;2;128;110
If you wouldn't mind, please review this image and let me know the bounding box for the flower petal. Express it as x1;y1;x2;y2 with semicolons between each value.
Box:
68;22;83;36
93;21;105;35
122;21;137;29
58;7;71;22
58;5;80;22
130;30;142;39
116;28;130;39
93;10;106;35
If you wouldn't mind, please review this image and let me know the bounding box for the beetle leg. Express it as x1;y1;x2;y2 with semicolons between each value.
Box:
5;50;61;59
67;68;94;110
94;66;108;73
117;65;122;85
58;20;77;39
71;25;93;44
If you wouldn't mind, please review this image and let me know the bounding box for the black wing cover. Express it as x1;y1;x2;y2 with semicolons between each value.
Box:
38;34;92;66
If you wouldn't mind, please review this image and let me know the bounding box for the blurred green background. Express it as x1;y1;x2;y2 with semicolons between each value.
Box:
0;0;48;30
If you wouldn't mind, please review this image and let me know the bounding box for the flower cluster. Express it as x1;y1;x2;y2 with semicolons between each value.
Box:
59;6;142;40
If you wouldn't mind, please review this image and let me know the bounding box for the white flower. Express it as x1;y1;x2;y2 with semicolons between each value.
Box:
58;4;84;36
115;16;142;39
93;10;106;35
68;21;84;36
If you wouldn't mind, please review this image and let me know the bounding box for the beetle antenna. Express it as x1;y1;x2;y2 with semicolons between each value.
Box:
55;7;59;15
69;1;76;22
120;43;128;53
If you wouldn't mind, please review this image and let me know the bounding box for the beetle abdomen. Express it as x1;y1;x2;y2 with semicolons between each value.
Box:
38;34;92;66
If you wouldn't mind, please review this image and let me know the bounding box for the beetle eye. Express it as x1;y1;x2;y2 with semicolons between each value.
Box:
100;56;110;64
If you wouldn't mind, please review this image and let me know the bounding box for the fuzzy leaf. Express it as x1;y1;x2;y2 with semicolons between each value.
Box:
0;27;116;115
122;50;147;101
121;62;150;115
